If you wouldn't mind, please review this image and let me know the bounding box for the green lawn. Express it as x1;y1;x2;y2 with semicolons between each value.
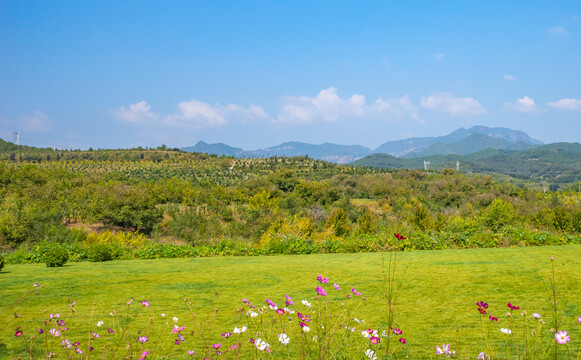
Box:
1;245;580;359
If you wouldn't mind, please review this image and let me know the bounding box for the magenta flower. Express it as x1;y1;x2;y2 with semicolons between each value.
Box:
489;315;498;322
38;328;44;334
73;341;80;346
91;332;100;338
334;283;341;290
394;233;407;240
173;326;185;333
15;330;23;337
351;287;362;296
75;348;83;354
107;328;115;334
187;350;196;356
221;332;232;338
14;313;20;318
392;328;403;335
242;299;256;309
174;339;180;345
140;300;150;307
285;294;294;306
507;302;520;310
276;308;285;315
212;343;222;349
399;338;406;344
555;330;570;344
127;298;134;305
138;336;149;343
316;286;327;296
140;349;149;359
231;345;237;351
370;336;380;344
577;316;581;324
476;301;488;308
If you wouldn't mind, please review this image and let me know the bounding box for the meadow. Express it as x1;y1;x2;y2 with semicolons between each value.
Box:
2;244;580;359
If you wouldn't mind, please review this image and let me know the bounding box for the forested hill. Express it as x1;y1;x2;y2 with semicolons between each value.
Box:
351;142;581;185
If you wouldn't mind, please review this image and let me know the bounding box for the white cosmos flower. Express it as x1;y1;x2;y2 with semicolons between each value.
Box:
284;307;294;314
365;349;377;360
249;311;258;318
501;328;512;335
278;333;290;345
302;326;310;332
533;313;541;319
233;326;247;333
301;300;311;307
161;313;166;317
97;321;103;327
255;338;270;351
172;317;178;322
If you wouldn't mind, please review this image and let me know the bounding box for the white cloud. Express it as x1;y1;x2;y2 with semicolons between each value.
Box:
547;98;581;111
116;100;268;129
115;100;157;123
548;26;568;36
432;53;444;61
420;92;485;116
504;96;538;113
503;74;517;81
277;87;423;124
19;111;53;131
165;100;268;129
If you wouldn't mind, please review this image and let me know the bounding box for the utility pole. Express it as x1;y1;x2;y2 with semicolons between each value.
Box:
423;160;430;171
456;161;460;172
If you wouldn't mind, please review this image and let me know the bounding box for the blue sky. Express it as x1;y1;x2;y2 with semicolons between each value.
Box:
1;1;580;150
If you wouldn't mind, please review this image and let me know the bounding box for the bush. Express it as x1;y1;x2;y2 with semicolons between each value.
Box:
87;244;113;262
43;245;69;267
0;253;5;272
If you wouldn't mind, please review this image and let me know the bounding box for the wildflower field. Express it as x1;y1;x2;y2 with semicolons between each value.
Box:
1;245;580;359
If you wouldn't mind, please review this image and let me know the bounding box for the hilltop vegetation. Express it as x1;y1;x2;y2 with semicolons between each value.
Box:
0;140;580;263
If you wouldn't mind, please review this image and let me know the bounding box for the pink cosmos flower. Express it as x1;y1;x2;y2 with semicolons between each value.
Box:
392;328;403;335
478;352;490;360
285;294;294;306
316;275;329;283
15;330;23;337
394;233;407;240
316;286;327;296
221;332;232;338
370;336;379;344
212;343;222;349
38;329;44;334
140;300;150;307
231;345;238;350
140;349;149;359
489;315;498;322
187;350;196;356
399;338;406;344
555;330;570;344
436;344;451;355
138;336;149;343
276;308;285;315
173;326;185;333
351;287;362;296
242;299;256;309
107;328;115;334
507;302;520;310
334;283;341;290
75;348;83;354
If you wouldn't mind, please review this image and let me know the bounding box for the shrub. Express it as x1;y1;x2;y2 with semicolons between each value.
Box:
43;245;69;267
0;253;5;272
87;244;113;262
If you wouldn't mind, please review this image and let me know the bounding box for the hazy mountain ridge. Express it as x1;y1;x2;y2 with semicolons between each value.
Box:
182;126;543;164
351;142;581;184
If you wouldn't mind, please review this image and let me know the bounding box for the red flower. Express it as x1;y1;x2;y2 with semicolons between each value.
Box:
478;307;487;315
394;233;407;240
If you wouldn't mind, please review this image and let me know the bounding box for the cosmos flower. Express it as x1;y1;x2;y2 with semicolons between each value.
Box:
370;336;380;344
351;287;362;296
15;330;23;337
555;330;570;344
533;313;541;319
140;349;149;359
500;328;512;335
140;300;150;307
365;349;377;360
62;339;72;348
285;294;294;306
478;352;490;360
436;344;450;355
97;321;103;327
399;338;407;344
316;286;327;296
138;336;149;343
233;326;247;333
278;333;290;345
49;329;61;337
301;300;311;307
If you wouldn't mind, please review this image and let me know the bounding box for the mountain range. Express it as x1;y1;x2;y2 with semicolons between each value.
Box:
182;126;544;163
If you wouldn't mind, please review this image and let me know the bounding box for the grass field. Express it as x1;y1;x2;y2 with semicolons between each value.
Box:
1;245;580;359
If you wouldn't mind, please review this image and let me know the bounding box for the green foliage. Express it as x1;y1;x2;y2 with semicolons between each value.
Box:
87;244;113;262
325;208;351;237
479;198;516;231
0;253;5;272
42;244;69;267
